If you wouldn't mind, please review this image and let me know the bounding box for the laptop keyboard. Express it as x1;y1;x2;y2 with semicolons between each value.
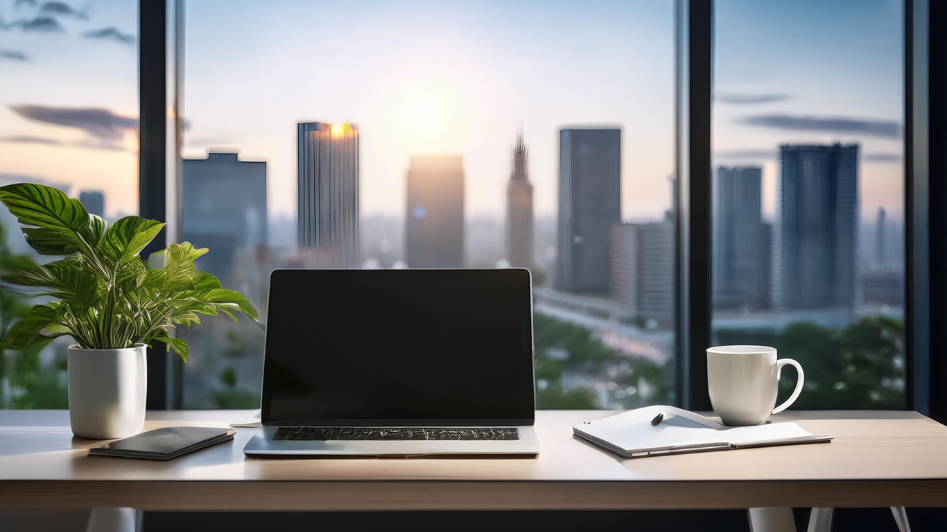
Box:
273;427;519;441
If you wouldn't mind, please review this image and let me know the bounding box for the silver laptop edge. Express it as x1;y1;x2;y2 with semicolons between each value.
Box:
244;269;540;457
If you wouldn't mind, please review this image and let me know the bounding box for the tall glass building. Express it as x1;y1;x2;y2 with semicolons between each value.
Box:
181;152;267;282
713;166;767;311
404;156;465;268
778;144;859;326
297;122;360;267
506;135;534;269
556;128;621;294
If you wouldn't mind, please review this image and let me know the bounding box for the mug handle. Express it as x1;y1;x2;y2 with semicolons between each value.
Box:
771;358;805;415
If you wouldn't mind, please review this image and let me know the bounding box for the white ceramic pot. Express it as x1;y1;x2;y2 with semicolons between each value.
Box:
67;344;147;439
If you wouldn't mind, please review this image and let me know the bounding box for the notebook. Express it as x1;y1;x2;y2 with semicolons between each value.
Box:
88;427;236;460
574;405;832;458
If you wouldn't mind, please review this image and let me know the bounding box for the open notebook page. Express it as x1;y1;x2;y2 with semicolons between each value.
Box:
576;405;816;453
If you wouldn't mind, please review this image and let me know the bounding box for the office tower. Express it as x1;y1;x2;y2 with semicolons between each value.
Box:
758;222;773;310
609;221;674;315
713;166;766;310
861;269;903;306
506;135;534;269
79;191;105;218
297;122;360;267
876;207;887;265
181;152;267;280
778;144;858;321
556;128;621;293
405;156;465;268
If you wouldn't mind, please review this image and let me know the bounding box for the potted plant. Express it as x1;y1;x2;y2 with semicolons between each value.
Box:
0;183;258;439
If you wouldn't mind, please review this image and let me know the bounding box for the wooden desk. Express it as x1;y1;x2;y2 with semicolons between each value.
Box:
1;410;946;511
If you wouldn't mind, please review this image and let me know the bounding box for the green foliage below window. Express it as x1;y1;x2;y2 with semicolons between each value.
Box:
716;316;905;409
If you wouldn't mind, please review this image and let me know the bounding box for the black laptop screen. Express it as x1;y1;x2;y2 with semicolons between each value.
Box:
261;269;535;425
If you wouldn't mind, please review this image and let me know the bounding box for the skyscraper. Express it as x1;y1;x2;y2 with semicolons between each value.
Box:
181;152;267;280
609;220;674;316
556;128;621;293
79;191;105;218
778;144;858;321
713;166;767;310
506;135;534;269
875;206;887;265
405;156;465;268
759;222;773;310
297;122;359;267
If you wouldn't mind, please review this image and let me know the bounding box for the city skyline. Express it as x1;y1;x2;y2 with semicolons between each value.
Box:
0;0;905;225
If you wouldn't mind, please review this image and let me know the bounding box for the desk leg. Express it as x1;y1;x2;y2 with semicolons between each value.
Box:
807;508;833;532
85;508;141;532
890;507;911;532
748;507;796;532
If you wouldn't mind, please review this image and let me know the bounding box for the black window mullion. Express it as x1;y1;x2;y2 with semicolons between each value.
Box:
675;0;714;411
139;0;170;410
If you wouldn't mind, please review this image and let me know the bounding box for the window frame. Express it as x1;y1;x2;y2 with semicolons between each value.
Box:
138;0;941;417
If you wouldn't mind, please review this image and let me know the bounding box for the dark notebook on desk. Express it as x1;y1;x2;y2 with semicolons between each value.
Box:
89;427;235;460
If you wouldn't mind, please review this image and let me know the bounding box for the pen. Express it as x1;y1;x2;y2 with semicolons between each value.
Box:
651;412;665;426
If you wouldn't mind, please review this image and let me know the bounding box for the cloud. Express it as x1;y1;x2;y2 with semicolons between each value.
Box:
14;0;37;8
862;153;902;162
185;136;237;147
0;134;134;152
715;148;776;159
9;104;137;141
716;93;790;105
71;138;131;151
740;113;901;139
0;15;65;32
83;27;135;45
0;49;28;61
39;1;88;19
0;135;63;145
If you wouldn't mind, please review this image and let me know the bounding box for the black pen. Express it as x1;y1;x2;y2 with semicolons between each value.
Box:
651;412;665;426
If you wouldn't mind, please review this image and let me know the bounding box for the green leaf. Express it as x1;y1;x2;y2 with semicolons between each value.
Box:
99;216;165;263
3;259;100;310
168;337;188;362
138;266;193;293
87;215;107;247
157;242;208;289
0;304;66;350
192;270;221;290
166;242;208;267
149;332;189;362
0;183;96;255
115;259;148;293
201;288;259;321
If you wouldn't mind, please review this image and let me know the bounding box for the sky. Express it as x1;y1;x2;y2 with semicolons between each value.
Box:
0;0;904;224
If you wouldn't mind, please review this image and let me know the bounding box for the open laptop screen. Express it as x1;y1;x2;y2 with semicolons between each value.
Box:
261;269;536;425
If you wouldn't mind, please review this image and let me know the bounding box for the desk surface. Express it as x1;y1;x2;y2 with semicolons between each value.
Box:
2;410;946;510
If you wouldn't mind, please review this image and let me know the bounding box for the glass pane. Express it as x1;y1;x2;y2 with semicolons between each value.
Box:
712;0;906;408
0;0;139;408
180;0;676;409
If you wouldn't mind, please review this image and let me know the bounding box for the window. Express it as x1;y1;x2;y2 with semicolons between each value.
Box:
711;0;906;408
179;0;677;409
0;0;919;413
0;0;138;408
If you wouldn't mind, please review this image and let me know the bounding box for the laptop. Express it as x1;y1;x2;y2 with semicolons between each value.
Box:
244;268;540;457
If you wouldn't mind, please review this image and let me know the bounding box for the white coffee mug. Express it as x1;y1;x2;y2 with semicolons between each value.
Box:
706;345;804;426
